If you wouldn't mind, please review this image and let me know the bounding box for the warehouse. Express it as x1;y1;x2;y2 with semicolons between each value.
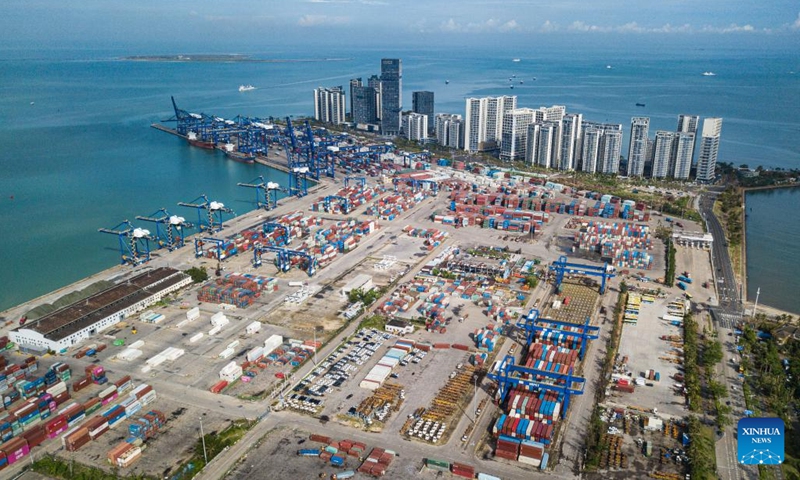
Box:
341;274;374;299
385;319;414;335
10;268;191;353
672;231;713;249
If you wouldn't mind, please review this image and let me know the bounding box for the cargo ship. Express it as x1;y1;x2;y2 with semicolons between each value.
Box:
223;143;255;164
186;131;215;149
238;85;256;92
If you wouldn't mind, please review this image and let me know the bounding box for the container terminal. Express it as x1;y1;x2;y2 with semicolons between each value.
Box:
0;99;731;480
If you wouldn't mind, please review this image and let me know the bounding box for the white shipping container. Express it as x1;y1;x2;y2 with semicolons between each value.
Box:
210;312;229;327
117;348;143;362
245;321;262;335
263;334;283;354
208;325;222;336
246;347;264;363
186;307;200;321
129;340;145;349
98;386;117;399
227;340;240;350
218;347;235;359
146;354;166;367
189;333;204;343
176;319;189;329
164;347;185;361
140;391;157;406
46;382;67;396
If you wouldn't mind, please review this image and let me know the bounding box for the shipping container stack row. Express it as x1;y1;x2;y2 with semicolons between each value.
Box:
301;433;369;469
523;343;578;376
494;435;550;469
198;273;278;308
474;326;498;352
105;409;167;469
573;221;653;270
309;219;378;262
357;447;396;477
402;225;449;250
365;186;435;222
309;185;383;214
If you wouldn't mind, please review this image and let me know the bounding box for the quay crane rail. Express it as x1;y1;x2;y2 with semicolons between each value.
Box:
549;255;616;294
135;208;193;251
98;220;152;266
178;195;236;233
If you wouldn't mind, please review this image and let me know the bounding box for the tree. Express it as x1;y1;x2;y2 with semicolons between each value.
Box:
704;340;724;366
524;275;539;289
186;266;209;283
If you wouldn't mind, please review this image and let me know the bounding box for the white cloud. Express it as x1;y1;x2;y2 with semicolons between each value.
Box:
568;21;611;33
298;15;350;26
793;12;800;29
700;23;755;33
439;17;522;33
499;20;520;32
539;20;559;32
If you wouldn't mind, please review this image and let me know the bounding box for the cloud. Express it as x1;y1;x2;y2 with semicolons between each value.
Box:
297;15;350;26
539;20;559;33
568;21;611;33
700;23;755;33
439;17;521;33
793;12;800;29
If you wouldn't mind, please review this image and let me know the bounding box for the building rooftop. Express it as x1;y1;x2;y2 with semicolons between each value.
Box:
21;268;187;342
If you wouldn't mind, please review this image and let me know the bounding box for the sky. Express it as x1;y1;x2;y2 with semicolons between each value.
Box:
1;1;799;52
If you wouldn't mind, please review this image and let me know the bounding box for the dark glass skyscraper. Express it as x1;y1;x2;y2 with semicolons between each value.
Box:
380;59;402;135
412;91;434;131
352;86;378;125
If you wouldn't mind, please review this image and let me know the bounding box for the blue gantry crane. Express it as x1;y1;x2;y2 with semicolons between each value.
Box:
392;177;439;194
344;176;367;189
237;176;284;210
486;355;585;419
515;309;599;360
178;195;236;233
252;244;318;276
193;237;227;259
135;209;193;251
262;222;291;246
98;220;152;266
548;255;616;294
305;120;334;179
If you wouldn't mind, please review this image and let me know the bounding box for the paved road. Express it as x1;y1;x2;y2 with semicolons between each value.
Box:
699;192;741;310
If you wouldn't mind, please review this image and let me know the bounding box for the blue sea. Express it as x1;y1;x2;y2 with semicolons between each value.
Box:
745;187;800;315
1;43;799;312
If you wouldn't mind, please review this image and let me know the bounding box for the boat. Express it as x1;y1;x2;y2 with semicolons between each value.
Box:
512;58;521;62
239;84;256;92
509;85;514;89
223;143;255;164
606;65;613;69
519;80;524;84
636;103;646;107
445;80;450;84
532;77;537;81
702;72;716;76
187;131;215;149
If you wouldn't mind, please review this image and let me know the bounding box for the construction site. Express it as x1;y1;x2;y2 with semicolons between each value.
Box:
0;98;721;480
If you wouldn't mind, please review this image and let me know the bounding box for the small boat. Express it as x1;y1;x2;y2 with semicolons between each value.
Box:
532;77;537;81
187;131;215;149
445;80;450;84
519;80;524;84
512;58;521;62
702;72;716;76
238;84;256;92
636;103;646;107
512;74;516;78
606;65;612;69
509;85;514;89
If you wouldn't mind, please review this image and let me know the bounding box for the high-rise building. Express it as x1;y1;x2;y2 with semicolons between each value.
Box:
601;130;623;174
313;86;346;125
435;113;463;149
380;59;402;135
500;108;537;161
697;118;722;182
676;114;699;167
535;122;558;168
412;91;434;131
525;124;540;165
651;131;676;179
403;112;428;141
579;122;623;174
352;86;378;125
368;75;382;120
464;96;516;152
627;117;650;177
559;113;582;170
348;78;362;118
672;132;695;180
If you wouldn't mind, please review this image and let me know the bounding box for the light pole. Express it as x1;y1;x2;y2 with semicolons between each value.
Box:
472;375;478;424
752;287;760;319
200;416;208;465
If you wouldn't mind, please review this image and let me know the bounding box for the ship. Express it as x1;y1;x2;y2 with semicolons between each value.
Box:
702;72;716;76
512;58;521;62
186;131;215;149
509;85;514;89
606;65;613;69
636;103;646;107
238;85;256;92
445;80;450;84
223;143;255;164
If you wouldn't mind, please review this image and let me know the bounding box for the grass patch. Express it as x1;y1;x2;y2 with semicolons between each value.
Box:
32;454;157;480
687;416;717;480
171;419;255;480
357;314;386;331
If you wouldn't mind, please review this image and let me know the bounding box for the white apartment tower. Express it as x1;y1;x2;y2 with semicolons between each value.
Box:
560;113;582;170
435;113;463;149
672;132;695;180
464;96;516;152
676;114;700;170
696;118;722;182
403;112;428;141
581;128;603;173
651;131;676;178
313;86;346;125
601;130;623;174
500;108;536;161
627;117;650;177
535;123;558;169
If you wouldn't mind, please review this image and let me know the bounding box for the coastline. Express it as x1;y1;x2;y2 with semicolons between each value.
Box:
740;183;800;317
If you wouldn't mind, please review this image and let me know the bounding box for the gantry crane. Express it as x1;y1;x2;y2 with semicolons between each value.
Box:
252;244;318;276
262;222;291;246
515;309;599;360
98;220;152;266
238;176;284;210
344;176;367;189
178;195;236;233
393;177;439;194
193;237;228;276
548;255;616;294
323;196;351;214
135;209;193;251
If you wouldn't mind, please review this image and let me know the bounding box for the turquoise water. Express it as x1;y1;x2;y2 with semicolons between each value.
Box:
745;187;800;314
1;45;799;311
